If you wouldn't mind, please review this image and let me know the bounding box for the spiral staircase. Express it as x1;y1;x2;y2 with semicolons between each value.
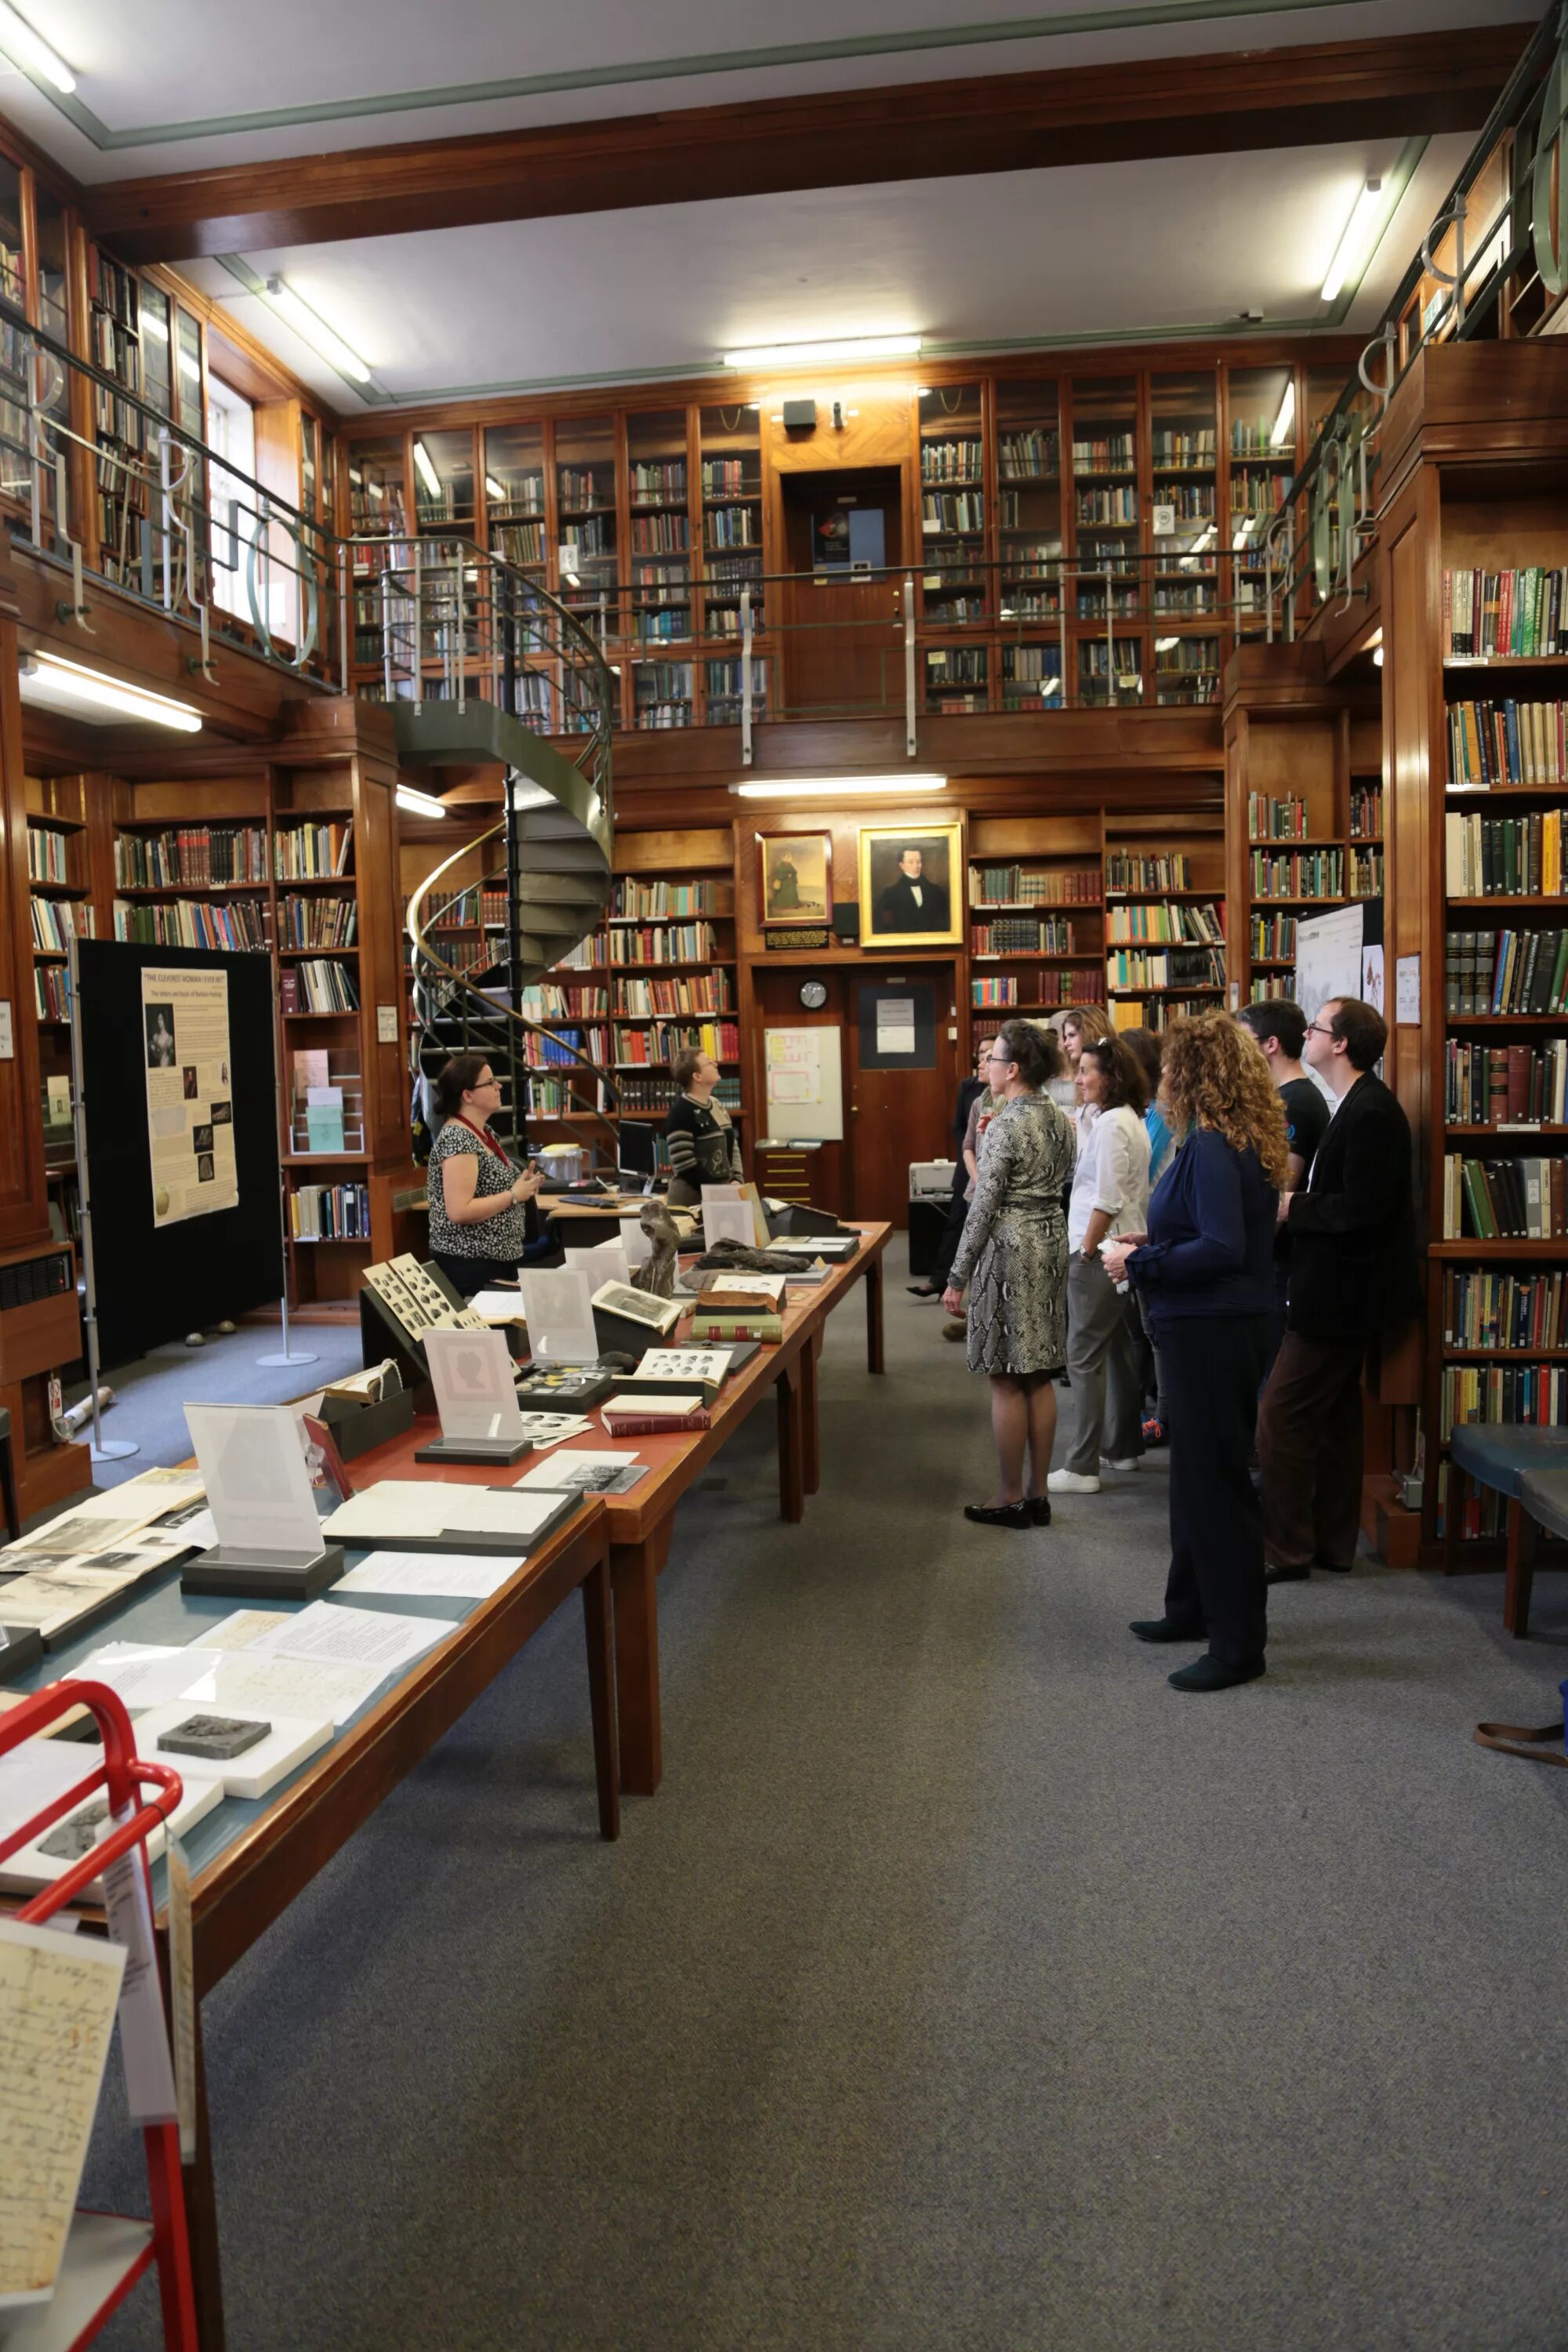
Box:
390;546;622;1164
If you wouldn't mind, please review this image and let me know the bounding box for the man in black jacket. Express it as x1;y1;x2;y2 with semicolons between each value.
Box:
1258;996;1421;1582
875;846;950;934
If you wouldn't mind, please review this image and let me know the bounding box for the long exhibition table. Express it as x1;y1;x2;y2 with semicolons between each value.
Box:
347;1221;891;1795
9;1497;616;2351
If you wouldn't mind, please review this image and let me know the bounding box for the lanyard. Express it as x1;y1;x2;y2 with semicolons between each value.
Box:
452;1114;510;1163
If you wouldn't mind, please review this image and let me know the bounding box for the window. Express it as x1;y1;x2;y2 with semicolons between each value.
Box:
205;375;298;644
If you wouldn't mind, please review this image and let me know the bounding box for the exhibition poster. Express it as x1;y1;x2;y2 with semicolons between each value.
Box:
141;966;238;1226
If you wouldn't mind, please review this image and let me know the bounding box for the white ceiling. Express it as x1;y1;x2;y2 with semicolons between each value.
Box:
7;0;1533;176
177;133;1469;408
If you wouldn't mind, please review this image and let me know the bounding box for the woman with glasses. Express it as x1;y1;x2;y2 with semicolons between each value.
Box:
427;1051;546;1297
941;1019;1076;1528
1100;1014;1289;1693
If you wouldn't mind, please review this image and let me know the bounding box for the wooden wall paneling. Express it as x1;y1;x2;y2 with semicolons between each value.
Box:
1224;704;1250;1005
0;575;51;1254
613;826;731;876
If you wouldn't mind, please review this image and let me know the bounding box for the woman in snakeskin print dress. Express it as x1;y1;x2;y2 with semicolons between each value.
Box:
943;1018;1076;1528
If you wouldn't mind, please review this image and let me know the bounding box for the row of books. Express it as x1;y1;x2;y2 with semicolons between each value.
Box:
1106;949;1226;991
519;985;608;1019
630;460;686;503
1446;928;1568;1016
281;960;361;1014
1251;848;1345;900
1251;914;1297;959
613;1020;739;1065
114;824;270;888
1442;1152;1568;1239
275;822;354;880
926;648;987;684
1154;484;1215;521
1443;1268;1568;1352
1111;995;1217;1033
920;439;982;484
923;492;985;535
1443;1040;1568;1127
490;479;544;514
1441;1363;1568;1441
494;521;546;567
1446;699;1568;792
615;978;732;1017
606;924;720;964
702;460;756;499
972;978;1018;1007
1352;784;1383;836
289;1183;372;1242
1152;428;1217;466
1108;901;1225;946
706;509;760;549
615;1070;741;1112
1073;434;1134;472
971;916;1079;955
557;468;611;510
611;880;723;919
1076;488;1138;526
278;896;358;949
1445;807;1566;897
30;899;90;953
1248;793;1309;840
113;898;269;952
34;966;69;1021
27;828;70;884
522;1027;608;1070
630;514;689;554
1442;568;1568;660
999;430;1058;477
1352;849;1384;895
1105;854;1193;891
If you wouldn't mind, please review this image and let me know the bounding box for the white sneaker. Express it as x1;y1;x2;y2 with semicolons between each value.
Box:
1047;1469;1101;1494
1102;1456;1140;1472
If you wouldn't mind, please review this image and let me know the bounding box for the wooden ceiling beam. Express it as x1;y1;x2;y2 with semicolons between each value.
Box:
84;24;1532;265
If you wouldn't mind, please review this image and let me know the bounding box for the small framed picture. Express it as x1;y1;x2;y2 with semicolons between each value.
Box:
857;822;963;948
758;832;833;927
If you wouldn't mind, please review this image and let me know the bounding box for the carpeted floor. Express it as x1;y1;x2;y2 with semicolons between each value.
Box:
61;1320;368;1490
85;1241;1568;2350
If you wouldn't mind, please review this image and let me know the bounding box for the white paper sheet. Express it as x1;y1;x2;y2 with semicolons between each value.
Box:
0;1918;126;2308
0;1740;102;1839
198;1654;385;1730
249;1599;448;1675
335;1552;525;1599
512;1450;644;1494
195;1610;292;1653
323;1481;567;1545
514;1413;593;1449
466;1288;528;1324
65;1643;220;1708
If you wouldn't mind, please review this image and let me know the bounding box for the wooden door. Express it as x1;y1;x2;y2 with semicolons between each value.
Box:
777;466;904;719
846;968;958;1228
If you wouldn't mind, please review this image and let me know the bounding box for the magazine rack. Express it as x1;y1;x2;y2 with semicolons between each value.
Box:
0;1682;200;2351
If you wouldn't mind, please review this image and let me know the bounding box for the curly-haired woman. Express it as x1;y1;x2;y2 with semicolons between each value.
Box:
1100;1014;1289;1693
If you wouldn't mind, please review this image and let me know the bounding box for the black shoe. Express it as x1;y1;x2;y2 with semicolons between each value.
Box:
907;1283;940;1298
1168;1655;1266;1693
1027;1495;1051;1526
964;1501;1032;1529
1129;1617;1206;1643
1313;1555;1355;1572
1264;1561;1311;1585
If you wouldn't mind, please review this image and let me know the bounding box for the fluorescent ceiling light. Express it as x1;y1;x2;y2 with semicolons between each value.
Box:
262;275;371;385
1373;646;1385;666
1232;521;1256;552
394;785;448;818
723;335;920;371
1155;637;1180;652
142;310;169;345
485;475;507;503
20;651;201;732
412;440;441;501
1272;380;1295;448
1320;176;1385;303
729;774;947;798
0;2;75;92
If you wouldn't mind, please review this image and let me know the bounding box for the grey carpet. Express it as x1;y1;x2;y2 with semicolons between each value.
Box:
61;1321;368;1492
83;1244;1568;2350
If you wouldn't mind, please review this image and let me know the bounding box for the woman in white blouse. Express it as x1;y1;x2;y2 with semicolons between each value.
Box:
1049;1033;1152;1494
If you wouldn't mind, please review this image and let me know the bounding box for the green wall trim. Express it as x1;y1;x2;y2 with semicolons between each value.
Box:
20;0;1373;152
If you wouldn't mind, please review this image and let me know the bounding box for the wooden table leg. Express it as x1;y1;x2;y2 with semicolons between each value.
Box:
866;1251;885;1374
800;1332;822;1498
612;1520;672;1798
776;1356;806;1524
1503;1497;1539;1638
580;1552;620;1838
183;2002;227;2351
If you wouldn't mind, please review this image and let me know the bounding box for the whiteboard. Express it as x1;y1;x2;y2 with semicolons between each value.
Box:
764;1025;844;1142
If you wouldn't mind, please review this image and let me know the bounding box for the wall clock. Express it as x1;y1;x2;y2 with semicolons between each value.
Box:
799;978;829;1011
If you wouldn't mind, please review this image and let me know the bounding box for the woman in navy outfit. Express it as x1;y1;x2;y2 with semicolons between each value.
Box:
1100;1015;1289;1693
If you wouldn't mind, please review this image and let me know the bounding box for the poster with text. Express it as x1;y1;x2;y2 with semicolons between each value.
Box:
142;966;238;1226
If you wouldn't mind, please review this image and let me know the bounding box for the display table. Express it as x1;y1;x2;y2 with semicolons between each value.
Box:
347;1221;891;1796
6;1498;615;2351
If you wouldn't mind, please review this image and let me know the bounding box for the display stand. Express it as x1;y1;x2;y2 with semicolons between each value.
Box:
256;1057;317;1369
181;1543;345;1602
67;932;137;1462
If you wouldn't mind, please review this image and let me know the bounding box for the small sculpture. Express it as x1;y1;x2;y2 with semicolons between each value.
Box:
679;1237;804;1283
632;1198;681;1298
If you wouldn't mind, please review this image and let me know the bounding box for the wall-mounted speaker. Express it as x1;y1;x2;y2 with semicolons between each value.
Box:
833;905;860;941
782;398;817;432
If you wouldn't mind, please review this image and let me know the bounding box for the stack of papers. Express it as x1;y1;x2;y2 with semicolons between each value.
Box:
336;1551;525;1599
321;1479;579;1552
513;1451;648;1496
515;1412;594;1448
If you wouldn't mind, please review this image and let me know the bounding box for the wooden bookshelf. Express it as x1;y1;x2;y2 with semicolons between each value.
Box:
966;815;1104;1036
1103;812;1225;1031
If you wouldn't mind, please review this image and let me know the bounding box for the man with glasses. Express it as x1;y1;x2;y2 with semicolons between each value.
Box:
910;1035;994;1308
1258;997;1420;1583
1236;998;1331;1372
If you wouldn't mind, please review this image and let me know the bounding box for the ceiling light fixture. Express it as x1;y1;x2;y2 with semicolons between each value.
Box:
1155;637;1180;653
1320;176;1385;303
412;440;441;501
394;785;448;819
262;276;372;385
20;651;201;732
485;474;507;503
729;774;948;799
0;2;75;93
1272;380;1296;448
723;335;921;371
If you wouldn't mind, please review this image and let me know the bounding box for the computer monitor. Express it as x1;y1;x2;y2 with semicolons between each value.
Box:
616;1120;659;1185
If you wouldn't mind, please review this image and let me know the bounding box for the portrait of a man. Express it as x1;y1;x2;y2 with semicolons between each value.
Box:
858;825;962;946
